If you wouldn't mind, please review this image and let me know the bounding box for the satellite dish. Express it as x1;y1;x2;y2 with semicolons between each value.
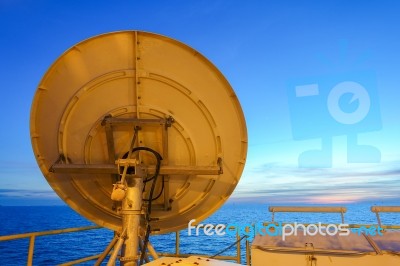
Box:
30;31;247;235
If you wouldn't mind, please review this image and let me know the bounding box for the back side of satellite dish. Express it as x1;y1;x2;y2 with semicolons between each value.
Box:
30;31;247;265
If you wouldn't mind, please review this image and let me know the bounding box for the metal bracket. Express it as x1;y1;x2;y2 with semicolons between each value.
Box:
165;115;174;128
217;157;223;174
119;255;139;262
116;158;139;169
102;116;175;127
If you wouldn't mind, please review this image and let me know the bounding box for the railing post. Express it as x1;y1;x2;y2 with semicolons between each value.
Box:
236;233;241;264
246;239;250;266
176;231;180;256
27;235;35;266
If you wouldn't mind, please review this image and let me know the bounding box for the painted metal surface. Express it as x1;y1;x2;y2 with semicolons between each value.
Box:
30;31;247;233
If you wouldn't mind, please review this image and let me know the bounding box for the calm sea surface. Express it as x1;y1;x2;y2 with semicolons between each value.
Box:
1;202;399;265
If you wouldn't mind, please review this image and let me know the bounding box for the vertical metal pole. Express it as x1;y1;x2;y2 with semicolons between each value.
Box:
175;231;180;256
236;233;241;264
246;239;250;266
27;235;35;266
121;176;143;266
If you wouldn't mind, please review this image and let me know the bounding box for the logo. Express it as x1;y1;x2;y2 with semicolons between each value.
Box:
287;71;382;167
187;219;383;241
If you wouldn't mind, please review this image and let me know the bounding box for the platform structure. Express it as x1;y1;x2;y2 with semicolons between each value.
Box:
252;206;400;266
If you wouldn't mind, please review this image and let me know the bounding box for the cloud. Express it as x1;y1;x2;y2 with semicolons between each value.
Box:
233;160;400;203
0;189;64;206
0;188;57;198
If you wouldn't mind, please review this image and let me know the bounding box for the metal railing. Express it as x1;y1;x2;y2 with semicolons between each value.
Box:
261;205;400;256
268;205;400;229
3;205;397;265
371;206;400;228
268;206;347;223
155;229;250;264
0;225;101;265
0;224;249;265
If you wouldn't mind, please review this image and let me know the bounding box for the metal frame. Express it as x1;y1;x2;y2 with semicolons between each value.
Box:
268;206;347;224
0;225;101;265
2;206;399;265
48;114;224;265
371;206;400;228
50;164;222;176
0;225;249;266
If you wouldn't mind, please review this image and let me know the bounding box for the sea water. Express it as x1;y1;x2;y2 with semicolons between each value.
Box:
1;202;399;265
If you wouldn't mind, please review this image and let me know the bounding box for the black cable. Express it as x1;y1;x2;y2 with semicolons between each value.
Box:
210;235;248;258
122;145;165;201
140;222;152;265
150;175;164;201
120;146;162;265
143;175;164;202
128;146;161;265
121;146;162;179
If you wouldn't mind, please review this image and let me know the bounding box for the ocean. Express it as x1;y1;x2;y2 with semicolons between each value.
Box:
1;202;399;265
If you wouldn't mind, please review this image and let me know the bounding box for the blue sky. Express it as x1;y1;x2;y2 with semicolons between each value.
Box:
1;0;400;205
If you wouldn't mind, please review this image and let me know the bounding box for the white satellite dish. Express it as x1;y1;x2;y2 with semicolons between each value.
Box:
30;31;247;264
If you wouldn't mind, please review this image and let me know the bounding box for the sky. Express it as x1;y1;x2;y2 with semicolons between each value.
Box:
0;0;400;205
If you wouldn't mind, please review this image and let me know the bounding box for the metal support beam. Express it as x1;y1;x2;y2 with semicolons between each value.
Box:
50;164;222;176
102;117;174;127
371;206;400;212
103;116;119;184
268;206;347;224
268;206;347;213
146;241;159;260
107;228;127;266
95;233;119;266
